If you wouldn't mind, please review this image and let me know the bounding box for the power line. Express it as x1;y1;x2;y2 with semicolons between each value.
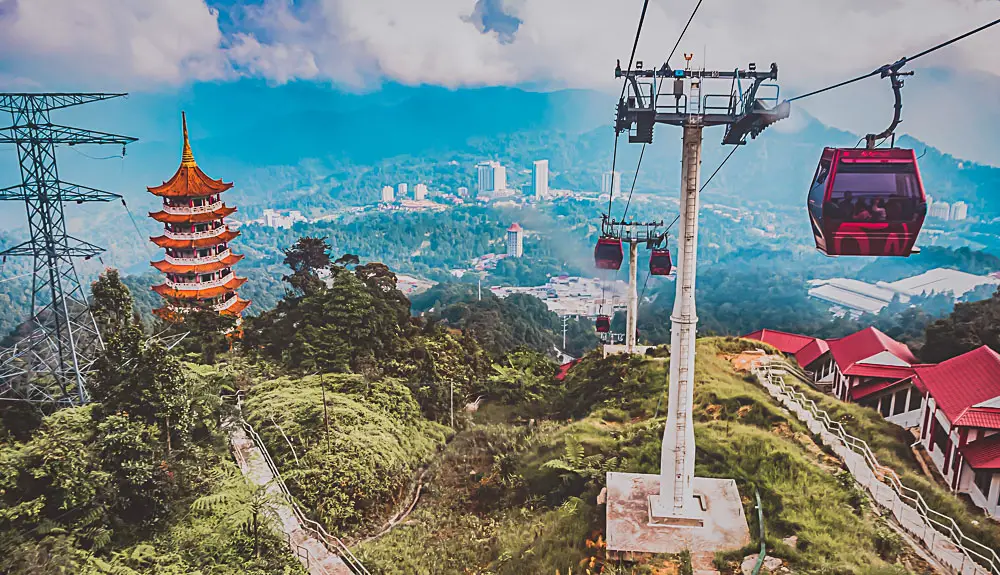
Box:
667;0;704;67
121;199;155;261
788;17;1000;103
69;146;124;161
607;0;652;217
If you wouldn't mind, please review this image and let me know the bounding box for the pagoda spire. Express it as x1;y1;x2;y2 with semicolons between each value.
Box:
181;111;196;167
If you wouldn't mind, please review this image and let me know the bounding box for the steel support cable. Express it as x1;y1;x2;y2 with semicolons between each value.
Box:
620;0;704;224
632;144;735;325
788;17;1000;103
619;142;646;223
607;0;652;218
666;0;704;67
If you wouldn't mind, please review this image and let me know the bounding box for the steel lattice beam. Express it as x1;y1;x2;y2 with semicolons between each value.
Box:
0;93;135;406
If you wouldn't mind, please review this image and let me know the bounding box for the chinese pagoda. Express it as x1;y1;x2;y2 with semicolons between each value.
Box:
149;112;250;321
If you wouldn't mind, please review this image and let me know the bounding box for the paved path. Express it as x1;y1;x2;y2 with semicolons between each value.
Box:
229;423;353;575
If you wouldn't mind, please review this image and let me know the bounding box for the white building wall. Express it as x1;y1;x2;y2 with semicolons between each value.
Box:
533;160;549;199
397;183;408;198
381;186;394;203
414;184;427;201
950;201;968;221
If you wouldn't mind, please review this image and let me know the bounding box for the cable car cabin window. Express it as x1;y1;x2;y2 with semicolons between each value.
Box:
808;161;830;207
828;162;921;223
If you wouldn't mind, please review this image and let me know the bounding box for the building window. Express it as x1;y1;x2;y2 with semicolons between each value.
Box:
893;388;908;416
880;397;892;417
908;389;922;412
974;470;992;498
859;397;878;410
932;422;949;455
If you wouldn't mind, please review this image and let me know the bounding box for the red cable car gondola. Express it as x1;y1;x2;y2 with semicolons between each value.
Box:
807;147;927;257
807;66;928;257
649;248;672;276
594;237;624;270
595;315;611;333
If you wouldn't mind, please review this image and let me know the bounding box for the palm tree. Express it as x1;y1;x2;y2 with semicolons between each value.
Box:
192;465;284;558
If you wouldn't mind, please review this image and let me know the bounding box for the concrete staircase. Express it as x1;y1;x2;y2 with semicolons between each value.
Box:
223;401;369;575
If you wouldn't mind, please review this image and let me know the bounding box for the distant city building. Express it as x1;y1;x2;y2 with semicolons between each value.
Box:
601;171;621;196
532;160;549;199
397;183;408;198
929;201;951;220
477;161;506;196
262;209;308;229
380;185;394;203
457;186;469;198
506;223;524;257
951;201;968;221
414;183;428;201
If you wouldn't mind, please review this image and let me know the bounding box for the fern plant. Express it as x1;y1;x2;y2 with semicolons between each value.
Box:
191;465;284;558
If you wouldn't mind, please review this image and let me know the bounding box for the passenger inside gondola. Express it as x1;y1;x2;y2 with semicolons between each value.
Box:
825;162;922;224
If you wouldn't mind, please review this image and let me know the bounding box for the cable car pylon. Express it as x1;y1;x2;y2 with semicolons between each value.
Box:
593;214;661;353
604;54;788;558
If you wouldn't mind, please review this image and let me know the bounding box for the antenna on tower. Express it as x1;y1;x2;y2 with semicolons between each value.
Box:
0;93;137;406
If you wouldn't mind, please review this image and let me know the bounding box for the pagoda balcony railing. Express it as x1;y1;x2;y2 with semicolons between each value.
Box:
162;226;228;241
214;294;240;312
162;200;223;215
161;293;239;314
163;249;232;266
165;271;235;291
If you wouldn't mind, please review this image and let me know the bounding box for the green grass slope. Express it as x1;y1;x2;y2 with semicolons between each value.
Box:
350;338;940;574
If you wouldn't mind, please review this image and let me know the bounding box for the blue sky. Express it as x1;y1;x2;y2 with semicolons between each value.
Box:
1;0;999;164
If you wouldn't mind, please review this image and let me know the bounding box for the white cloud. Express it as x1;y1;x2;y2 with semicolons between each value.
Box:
2;0;999;162
0;0;230;86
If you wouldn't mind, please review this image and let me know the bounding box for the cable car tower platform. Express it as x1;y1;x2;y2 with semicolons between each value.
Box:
605;57;788;558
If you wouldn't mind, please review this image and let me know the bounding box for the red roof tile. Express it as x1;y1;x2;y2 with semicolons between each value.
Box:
794;338;830;368
851;376;913;401
960;433;1000;470
842;364;915;379
828;327;916;372
742;329;816;355
555;358;582;381
914;346;1000;429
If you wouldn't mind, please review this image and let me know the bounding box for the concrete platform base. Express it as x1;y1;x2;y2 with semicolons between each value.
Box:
606;472;751;557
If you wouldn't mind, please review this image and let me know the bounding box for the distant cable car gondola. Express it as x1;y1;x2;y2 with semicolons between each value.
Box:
594;237;624;270
807;147;926;257
649;248;672;276
595;315;611;333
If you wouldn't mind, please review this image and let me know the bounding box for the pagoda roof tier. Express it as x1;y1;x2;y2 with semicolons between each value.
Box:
152;276;247;299
149;205;237;224
150;229;239;249
220;297;252;316
147;113;234;198
151;253;243;274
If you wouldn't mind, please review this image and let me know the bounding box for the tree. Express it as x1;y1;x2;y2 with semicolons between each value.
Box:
921;291;1000;362
282;236;332;295
91;269;137;336
192;466;283;559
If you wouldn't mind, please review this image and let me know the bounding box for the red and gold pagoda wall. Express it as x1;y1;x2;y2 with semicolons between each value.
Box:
148;113;250;321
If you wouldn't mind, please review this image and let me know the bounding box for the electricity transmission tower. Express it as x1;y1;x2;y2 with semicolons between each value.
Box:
0;93;136;406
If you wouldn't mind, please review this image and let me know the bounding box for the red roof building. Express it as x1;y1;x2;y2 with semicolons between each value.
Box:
914;346;1000;515
148;113;250;321
744;326;922;426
